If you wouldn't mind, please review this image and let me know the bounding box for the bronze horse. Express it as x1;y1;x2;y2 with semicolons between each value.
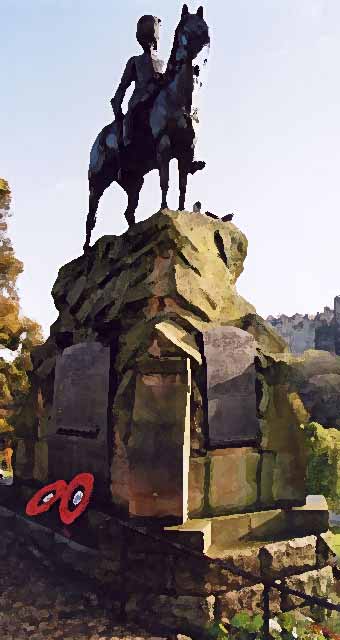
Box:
84;5;210;251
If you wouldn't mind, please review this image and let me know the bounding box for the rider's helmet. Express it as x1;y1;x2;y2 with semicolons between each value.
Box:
136;15;161;52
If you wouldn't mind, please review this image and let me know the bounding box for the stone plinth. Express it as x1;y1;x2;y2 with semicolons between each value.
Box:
17;210;324;527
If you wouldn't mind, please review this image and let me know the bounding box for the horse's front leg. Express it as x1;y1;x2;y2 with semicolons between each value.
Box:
122;174;144;227
84;187;100;252
178;156;189;211
157;135;171;209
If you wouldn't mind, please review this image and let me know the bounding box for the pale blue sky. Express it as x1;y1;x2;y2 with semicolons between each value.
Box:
1;0;340;336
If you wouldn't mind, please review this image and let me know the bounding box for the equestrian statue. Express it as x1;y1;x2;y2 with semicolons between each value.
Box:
84;5;210;252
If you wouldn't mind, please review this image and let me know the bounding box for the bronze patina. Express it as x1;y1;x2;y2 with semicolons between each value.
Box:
84;5;209;251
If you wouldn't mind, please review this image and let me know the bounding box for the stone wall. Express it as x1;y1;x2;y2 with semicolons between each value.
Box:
0;499;334;637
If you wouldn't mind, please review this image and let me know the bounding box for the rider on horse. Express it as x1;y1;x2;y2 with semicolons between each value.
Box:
84;6;209;251
111;15;164;178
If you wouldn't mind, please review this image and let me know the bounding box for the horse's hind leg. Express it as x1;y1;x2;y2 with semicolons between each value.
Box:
84;186;101;252
178;156;189;211
123;174;144;227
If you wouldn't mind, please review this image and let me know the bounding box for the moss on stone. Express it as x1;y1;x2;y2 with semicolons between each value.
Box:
301;421;340;510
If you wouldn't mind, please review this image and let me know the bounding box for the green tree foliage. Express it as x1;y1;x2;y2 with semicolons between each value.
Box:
0;179;43;433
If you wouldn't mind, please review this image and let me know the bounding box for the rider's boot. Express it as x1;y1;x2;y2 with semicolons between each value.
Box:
117;144;130;183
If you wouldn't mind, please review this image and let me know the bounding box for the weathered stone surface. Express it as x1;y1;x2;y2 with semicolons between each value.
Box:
52;211;253;335
188;457;206;516
116;359;191;519
21;210;322;524
283;565;334;609
259;452;276;505
127;593;215;633
32;440;48;483
257;364;308;505
48;342;111;493
110;369;136;512
14;437;35;480
202;326;259;445
237;313;289;354
273;452;306;503
249;509;286;540
209;513;251;550
208;448;259;514
317;531;337;568
300;372;340;428
213;546;261;577
218;584;280;621
274;349;340;428
289;499;329;536
165;518;212;554
259;536;317;579
173;557;253;596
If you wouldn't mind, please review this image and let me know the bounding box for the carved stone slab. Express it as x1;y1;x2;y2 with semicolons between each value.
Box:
48;342;111;494
202;326;259;445
125;358;191;520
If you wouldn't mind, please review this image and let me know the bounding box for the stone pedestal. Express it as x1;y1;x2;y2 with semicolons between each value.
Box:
22;212;315;527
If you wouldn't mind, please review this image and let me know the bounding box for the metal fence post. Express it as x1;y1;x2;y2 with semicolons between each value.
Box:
263;584;271;640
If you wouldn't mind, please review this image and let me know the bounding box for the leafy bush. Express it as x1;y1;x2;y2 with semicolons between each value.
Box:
301;421;340;511
207;610;330;639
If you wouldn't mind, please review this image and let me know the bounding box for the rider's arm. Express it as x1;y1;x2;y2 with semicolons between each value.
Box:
111;57;136;118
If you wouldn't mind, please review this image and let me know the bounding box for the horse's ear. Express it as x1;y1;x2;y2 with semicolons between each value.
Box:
197;6;204;18
181;4;189;18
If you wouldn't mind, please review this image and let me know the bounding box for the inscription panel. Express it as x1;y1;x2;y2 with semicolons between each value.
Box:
48;342;111;492
202;326;259;445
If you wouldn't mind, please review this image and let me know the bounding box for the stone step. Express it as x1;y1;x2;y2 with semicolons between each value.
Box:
164;498;329;557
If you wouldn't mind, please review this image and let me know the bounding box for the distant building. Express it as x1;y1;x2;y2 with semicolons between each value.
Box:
267;298;340;354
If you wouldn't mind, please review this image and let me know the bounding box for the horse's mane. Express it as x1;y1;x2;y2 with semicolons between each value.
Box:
164;16;186;82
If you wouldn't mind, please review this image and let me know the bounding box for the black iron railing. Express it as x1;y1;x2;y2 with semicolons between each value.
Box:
116;518;340;638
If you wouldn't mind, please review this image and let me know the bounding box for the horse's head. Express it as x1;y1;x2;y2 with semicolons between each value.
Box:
177;5;210;62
